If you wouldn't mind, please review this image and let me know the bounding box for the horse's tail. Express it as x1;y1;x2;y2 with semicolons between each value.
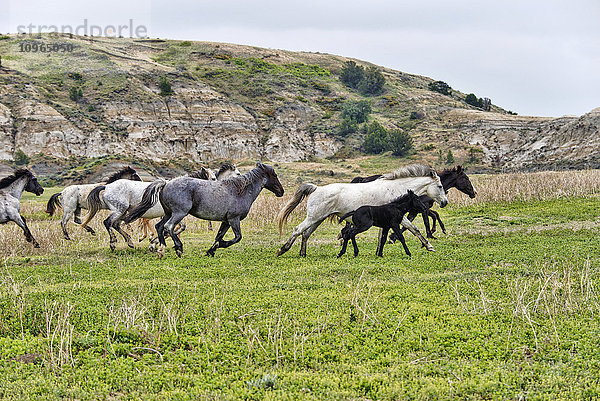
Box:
277;183;317;234
81;185;105;228
123;180;166;224
338;211;354;223
45;193;62;216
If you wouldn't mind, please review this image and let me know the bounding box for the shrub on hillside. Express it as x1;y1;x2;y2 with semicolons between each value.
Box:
428;80;452;96
341;100;371;124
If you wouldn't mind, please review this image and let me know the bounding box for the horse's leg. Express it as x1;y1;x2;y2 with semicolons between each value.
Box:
376;227;390;257
389;211;417;244
337;229;351;258
277;218;315;257
74;206;82;224
207;221;213;231
422;210;433;238
401;216;434;251
13;214;40;248
300;219;326;257
103;214;119;251
431;210;446;234
174;221;186;236
206;222;231;257
164;212;188;257
60;210;72;240
155;215;169;257
113;219;135;248
217;218;242;249
392;224;411;257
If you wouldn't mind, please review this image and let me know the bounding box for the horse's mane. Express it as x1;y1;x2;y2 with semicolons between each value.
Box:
223;166;262;195
216;163;236;178
0;169;33;190
106;166;136;184
439;165;463;176
382;164;437;180
188;167;211;180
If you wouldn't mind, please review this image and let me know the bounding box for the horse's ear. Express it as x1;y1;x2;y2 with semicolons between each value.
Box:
456;165;463;173
256;162;265;170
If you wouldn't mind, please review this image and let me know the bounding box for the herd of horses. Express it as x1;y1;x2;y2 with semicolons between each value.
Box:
0;163;477;258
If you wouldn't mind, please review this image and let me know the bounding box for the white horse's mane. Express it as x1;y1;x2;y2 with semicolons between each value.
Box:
381;164;437;180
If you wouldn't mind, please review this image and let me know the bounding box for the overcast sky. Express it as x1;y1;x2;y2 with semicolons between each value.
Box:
4;0;600;117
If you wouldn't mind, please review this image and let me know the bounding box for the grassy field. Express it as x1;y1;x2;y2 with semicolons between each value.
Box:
1;169;600;399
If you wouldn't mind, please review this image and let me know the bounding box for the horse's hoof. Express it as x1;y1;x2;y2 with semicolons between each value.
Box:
175;249;183;258
127;242;135;249
34;243;40;248
276;248;284;257
64;235;71;241
425;244;435;252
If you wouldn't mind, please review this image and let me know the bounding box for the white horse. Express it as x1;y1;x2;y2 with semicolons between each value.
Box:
276;164;448;257
45;166;141;240
0;169;45;247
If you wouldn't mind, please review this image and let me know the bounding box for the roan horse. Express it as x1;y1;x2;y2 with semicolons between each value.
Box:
45;166;141;240
0;169;44;247
124;163;284;258
136;164;241;242
276;164;448;257
82;166;216;250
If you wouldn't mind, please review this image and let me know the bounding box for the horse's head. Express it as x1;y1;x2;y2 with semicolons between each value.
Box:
454;166;477;198
257;162;284;197
25;171;44;196
425;170;448;208
216;163;242;180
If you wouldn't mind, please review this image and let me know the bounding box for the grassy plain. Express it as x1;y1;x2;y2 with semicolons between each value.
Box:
1;168;600;399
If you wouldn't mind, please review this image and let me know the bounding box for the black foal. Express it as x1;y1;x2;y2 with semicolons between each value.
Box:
337;191;428;258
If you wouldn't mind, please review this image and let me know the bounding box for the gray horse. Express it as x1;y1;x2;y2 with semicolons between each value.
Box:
0;169;44;247
125;162;284;258
82;166;218;250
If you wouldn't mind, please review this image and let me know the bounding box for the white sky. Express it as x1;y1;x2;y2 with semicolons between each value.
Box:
3;0;599;117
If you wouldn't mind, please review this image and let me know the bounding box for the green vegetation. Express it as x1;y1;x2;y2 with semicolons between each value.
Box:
446;149;455;164
339;61;385;95
362;121;414;156
429;80;452;96
387;129;413;156
13;149;30;166
68;86;83;102
341;100;371;124
158;76;173;96
466;93;492;111
2;185;600;399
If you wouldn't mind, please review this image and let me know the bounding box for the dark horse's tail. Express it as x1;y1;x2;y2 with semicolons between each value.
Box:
277;183;317;234
338;211;355;223
45;193;62;216
81;185;105;228
123;180;167;224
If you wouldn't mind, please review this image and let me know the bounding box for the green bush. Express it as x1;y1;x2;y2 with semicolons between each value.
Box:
358;66;385;95
337;118;358;137
13;149;30;166
362;121;388;154
158;76;173;96
341;100;371;124
446;149;455;165
340;61;364;89
69;87;83;102
428;81;452;96
388;129;413;156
